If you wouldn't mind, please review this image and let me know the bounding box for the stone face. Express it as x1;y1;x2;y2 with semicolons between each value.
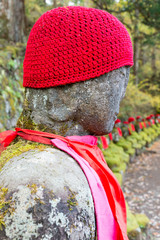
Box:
17;67;130;136
0;148;96;239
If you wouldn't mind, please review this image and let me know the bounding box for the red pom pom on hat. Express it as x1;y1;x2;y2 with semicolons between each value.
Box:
23;6;133;88
136;116;141;120
128;117;135;123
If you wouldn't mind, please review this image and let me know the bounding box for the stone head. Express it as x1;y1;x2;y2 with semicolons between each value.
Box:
19;6;133;136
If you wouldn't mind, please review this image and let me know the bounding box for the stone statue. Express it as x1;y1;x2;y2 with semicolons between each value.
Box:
0;6;133;240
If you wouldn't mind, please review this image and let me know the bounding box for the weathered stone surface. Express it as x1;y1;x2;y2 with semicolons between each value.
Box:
17;67;130;136
0;148;96;239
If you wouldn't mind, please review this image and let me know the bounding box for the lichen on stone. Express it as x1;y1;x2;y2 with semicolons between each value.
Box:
0;187;14;231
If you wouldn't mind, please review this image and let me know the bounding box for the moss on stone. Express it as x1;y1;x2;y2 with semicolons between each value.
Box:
113;172;122;186
135;213;149;229
112;162;127;173
126;203;140;235
66;188;78;211
0;139;48;171
140;131;152;143
105;154;121;169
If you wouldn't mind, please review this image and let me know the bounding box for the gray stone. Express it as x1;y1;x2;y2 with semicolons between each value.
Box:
0;148;95;239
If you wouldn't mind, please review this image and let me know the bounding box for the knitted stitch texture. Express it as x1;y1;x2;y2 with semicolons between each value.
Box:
23;6;133;88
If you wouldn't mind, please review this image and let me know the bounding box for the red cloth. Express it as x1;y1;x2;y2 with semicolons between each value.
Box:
117;127;123;137
128;124;135;135
108;133;113;141
0;128;128;240
100;136;108;149
23;6;133;88
143;122;147;128
128;128;131;135
152;119;155;124
139;122;143;129
131;124;135;131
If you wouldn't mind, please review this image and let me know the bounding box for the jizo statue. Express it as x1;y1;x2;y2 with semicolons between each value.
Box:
0;6;133;240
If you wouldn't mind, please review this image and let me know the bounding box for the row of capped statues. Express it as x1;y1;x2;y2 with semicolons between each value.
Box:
98;114;160;185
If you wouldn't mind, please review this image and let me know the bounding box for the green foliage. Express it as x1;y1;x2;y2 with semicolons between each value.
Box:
119;82;159;120
92;0;160;98
0;43;25;130
137;0;160;31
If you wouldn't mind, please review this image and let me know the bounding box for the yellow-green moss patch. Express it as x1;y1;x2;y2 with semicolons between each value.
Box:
126;203;140;235
135;213;149;229
0;139;49;171
113;172;122;186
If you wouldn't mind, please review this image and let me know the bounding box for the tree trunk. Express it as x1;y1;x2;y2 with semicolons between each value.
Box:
151;45;156;74
8;0;26;42
133;8;139;85
1;0;26;42
53;0;57;8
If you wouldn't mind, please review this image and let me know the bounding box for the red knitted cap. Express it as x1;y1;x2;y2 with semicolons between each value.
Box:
146;116;151;120
128;117;135;123
115;119;121;124
23;6;133;88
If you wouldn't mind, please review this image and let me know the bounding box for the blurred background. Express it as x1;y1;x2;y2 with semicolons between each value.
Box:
0;0;160;131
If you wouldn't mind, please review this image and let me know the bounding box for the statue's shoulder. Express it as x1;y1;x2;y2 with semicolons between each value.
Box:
0;140;91;194
0;140;96;240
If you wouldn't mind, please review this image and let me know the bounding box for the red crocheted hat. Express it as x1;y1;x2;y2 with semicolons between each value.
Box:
136;116;142;120
23;6;133;88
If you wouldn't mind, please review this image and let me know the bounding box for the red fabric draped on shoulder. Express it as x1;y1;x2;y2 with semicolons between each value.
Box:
0;128;128;240
0;130;17;153
67;140;128;240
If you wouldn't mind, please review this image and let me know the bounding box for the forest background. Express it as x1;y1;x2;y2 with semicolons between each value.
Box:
0;0;160;131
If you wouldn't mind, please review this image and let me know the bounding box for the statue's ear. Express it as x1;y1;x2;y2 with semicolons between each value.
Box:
45;87;79;122
25;86;79;122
